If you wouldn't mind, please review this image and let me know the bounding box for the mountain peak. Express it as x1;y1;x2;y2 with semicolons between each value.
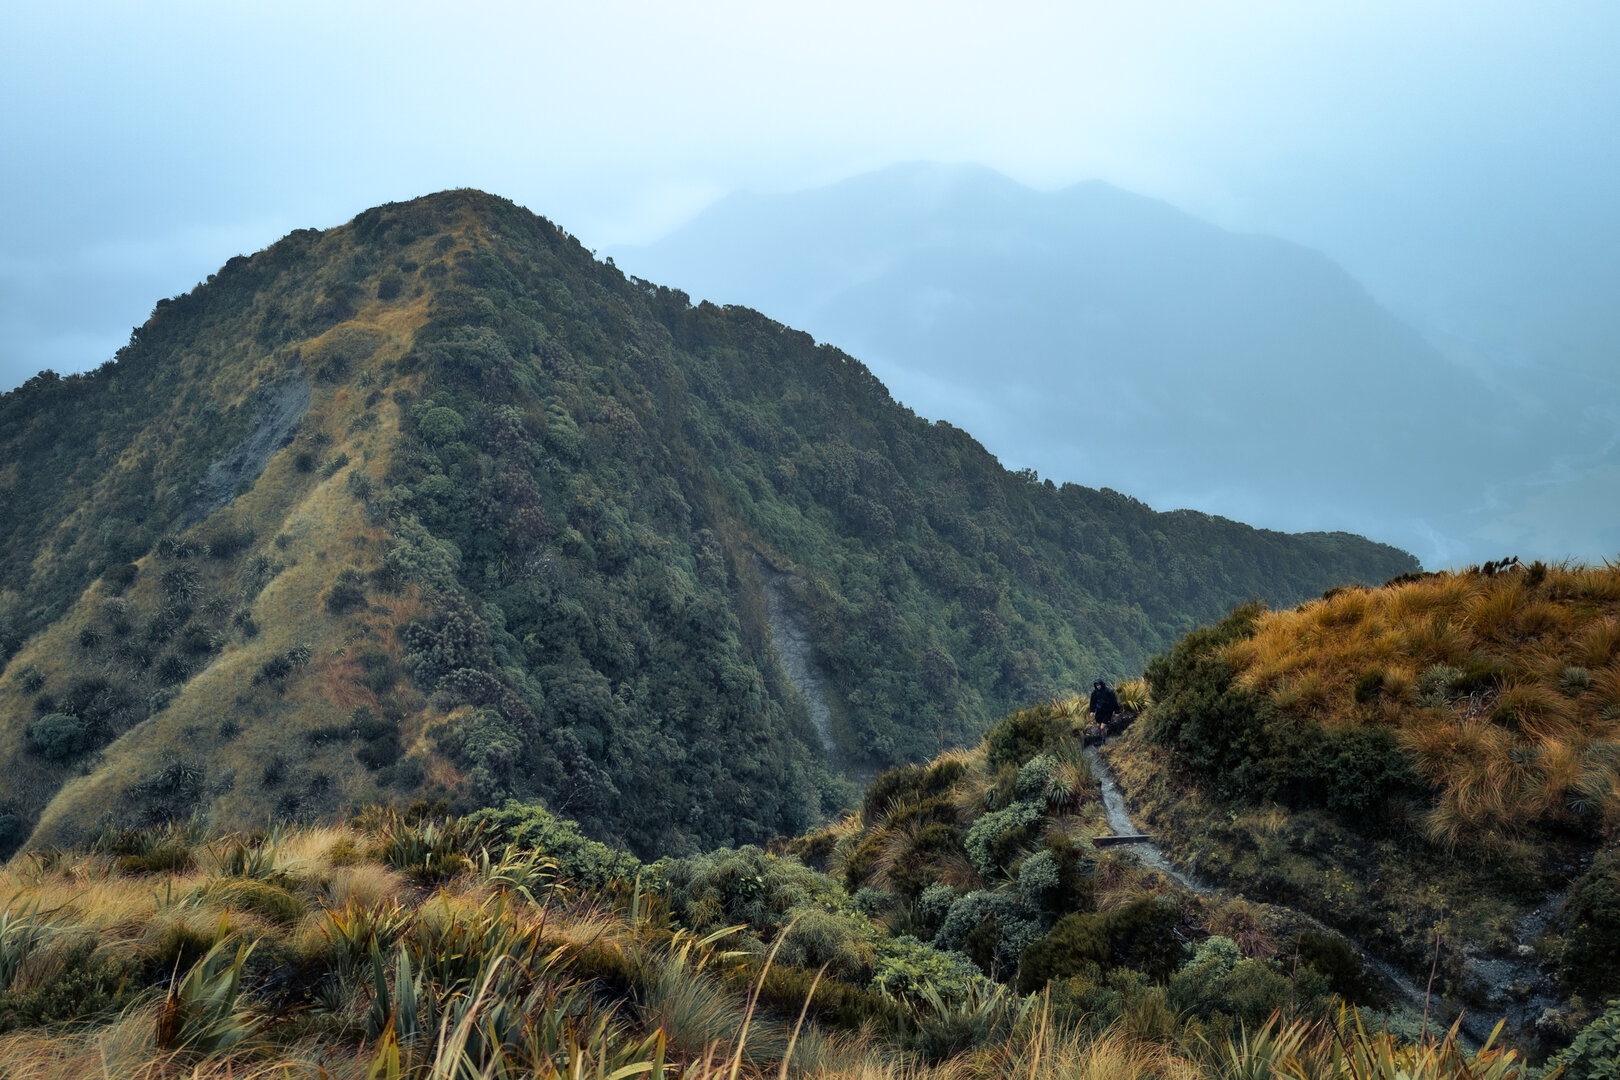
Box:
0;191;1414;859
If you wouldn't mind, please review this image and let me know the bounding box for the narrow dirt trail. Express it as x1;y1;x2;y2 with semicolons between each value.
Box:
1082;743;1508;1047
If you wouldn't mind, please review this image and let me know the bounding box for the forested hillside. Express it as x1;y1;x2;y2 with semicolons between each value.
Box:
0;190;1416;858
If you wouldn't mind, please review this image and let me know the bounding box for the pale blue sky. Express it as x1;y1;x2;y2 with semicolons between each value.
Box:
6;0;1616;385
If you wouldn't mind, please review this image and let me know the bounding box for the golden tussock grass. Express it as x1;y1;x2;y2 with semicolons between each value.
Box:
1575;618;1620;670
1223;563;1620;839
972;1023;1202;1080
1592;661;1620;709
321;858;406;912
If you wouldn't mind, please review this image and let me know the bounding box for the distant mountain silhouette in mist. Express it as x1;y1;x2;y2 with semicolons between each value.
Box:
617;163;1613;568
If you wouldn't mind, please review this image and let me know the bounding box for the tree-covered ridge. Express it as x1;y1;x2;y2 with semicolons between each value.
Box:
0;189;1416;857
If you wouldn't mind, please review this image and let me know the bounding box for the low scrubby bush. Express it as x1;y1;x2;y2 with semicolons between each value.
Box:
467;800;640;891
1017;895;1181;993
984;705;1072;771
27;712;95;760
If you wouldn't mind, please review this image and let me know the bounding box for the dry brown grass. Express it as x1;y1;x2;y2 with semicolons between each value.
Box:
1225;563;1620;841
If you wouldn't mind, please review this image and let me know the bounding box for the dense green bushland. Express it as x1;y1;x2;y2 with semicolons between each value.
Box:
0;188;1416;857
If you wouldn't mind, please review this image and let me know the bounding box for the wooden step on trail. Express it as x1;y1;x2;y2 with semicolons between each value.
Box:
1094;834;1154;846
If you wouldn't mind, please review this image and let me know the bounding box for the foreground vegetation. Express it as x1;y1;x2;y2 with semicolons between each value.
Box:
0;806;1551;1079
11;694;1611;1078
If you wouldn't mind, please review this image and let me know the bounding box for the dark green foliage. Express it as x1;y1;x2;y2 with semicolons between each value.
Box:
1353;669;1386;704
118;844;195;874
1283;930;1385;1007
28;712;95;760
373;813;477;883
887;822;964;898
147;922;217;975
261;756;288;787
125;754;208;826
203;879;304;925
862;759;967;822
1016;895;1182;993
1560;850;1620;1000
1143;604;1420;818
253;645;311;687
656;845;839;933
354;646;396;694
324;567;368;614
731;962;902;1032
466;800;641;890
0;937;140;1033
200;520;254;559
1543;998;1620;1080
984;704;1072;771
1165;936;1306;1029
303;705;401;770
1451;657;1512;696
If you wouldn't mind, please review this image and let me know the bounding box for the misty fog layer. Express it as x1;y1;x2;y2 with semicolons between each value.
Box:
615;164;1619;569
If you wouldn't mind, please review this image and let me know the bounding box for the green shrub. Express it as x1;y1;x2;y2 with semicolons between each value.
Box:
932;890;1044;977
774;906;877;982
0;937;140;1032
1353;669;1386;705
1561;850;1620;1000
147;922;220;976
736;962;901;1031
28;712;94;760
324;567;368;614
118;845;194;875
1284;929;1384;1007
466;800;640;891
203;879;305;926
868;935;985;1001
962;801;1042;878
862;759;966;822
1143;604;1417;818
1166;935;1297;1027
1542;998;1620;1080
984;705;1072;771
657;845;837;933
887;821;963;898
374;814;476;884
417;405;468;447
1562;666;1595;696
1414;663;1463;707
1016;910;1110;994
1016;895;1182;993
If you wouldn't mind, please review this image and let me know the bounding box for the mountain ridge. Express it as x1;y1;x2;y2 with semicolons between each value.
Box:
0;188;1416;858
615;163;1512;567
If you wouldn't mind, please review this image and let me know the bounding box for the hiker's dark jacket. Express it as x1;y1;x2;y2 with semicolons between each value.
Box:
1090;685;1120;721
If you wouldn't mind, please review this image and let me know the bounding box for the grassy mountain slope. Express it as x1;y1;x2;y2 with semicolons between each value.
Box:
0;190;1415;858
1112;560;1620;1040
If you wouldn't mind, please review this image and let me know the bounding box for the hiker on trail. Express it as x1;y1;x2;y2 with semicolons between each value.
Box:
1090;679;1120;737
